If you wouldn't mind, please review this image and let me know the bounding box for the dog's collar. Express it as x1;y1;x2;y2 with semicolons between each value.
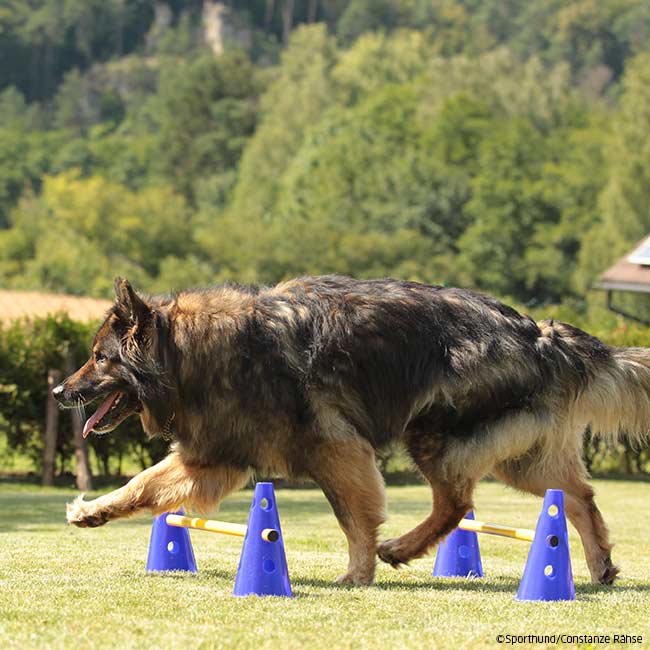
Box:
161;411;175;440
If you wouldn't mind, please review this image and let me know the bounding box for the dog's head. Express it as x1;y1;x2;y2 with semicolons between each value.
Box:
53;277;170;437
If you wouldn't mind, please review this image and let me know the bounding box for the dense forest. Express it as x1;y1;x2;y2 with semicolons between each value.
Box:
2;1;650;477
0;0;649;320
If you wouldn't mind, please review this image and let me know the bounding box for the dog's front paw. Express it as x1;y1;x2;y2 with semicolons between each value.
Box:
377;537;410;568
66;496;108;528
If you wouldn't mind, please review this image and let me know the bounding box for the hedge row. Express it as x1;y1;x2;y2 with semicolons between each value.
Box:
0;314;648;478
0;314;167;478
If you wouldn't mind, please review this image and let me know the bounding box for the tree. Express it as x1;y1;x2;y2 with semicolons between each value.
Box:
332;30;432;105
0;88;57;227
0;173;195;296
0;0;155;102
213;84;472;284
337;0;397;45
155;50;261;202
456;106;604;305
578;53;650;314
229;24;336;223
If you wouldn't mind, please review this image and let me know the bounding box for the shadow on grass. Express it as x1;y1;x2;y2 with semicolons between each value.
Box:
201;567;521;594
197;567;650;599
113;565;650;602
580;581;650;593
193;568;519;597
300;575;523;594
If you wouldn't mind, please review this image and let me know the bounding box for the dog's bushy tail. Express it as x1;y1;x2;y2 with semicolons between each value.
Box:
581;347;650;444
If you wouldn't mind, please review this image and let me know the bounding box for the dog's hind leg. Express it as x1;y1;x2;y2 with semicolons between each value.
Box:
493;455;618;585
66;450;250;527
377;475;475;568
306;436;387;586
377;434;476;567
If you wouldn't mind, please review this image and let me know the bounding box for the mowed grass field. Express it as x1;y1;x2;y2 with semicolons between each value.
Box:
1;480;649;649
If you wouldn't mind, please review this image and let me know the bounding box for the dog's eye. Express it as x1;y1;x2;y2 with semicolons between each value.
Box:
95;352;107;363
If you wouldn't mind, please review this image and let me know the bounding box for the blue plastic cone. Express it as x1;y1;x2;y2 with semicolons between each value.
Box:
146;508;198;573
234;483;292;597
516;489;575;601
433;510;483;578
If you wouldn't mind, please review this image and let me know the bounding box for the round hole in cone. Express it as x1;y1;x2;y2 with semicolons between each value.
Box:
458;545;470;559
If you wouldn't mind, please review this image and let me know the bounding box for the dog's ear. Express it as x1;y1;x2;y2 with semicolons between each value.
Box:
114;277;150;324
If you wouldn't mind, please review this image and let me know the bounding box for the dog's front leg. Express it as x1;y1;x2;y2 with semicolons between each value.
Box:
66;451;250;527
307;435;387;586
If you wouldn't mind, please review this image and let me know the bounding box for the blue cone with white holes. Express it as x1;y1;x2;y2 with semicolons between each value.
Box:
146;508;198;573
234;482;292;597
516;489;575;601
433;509;484;578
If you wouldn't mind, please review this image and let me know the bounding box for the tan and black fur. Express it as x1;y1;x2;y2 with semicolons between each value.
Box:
55;276;650;585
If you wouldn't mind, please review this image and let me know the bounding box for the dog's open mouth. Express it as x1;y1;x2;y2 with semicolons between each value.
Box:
82;392;140;437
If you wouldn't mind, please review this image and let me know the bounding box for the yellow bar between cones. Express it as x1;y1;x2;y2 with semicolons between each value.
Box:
166;514;247;537
165;514;279;542
458;518;535;543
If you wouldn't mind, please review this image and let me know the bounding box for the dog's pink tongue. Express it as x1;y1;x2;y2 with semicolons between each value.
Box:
83;392;120;438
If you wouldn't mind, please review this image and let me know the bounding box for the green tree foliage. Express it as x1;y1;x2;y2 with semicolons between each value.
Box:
0;173;195;296
261;85;469;282
2;0;650;474
155;51;261;201
229;24;337;224
0;0;155;102
457;108;605;304
332;30;432;104
0;87;60;228
509;0;650;84
1;5;646;302
583;52;650;272
0;315;90;469
576;52;650;320
336;0;399;45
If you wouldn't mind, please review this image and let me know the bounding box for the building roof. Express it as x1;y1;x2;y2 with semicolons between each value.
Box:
596;237;650;294
0;290;112;323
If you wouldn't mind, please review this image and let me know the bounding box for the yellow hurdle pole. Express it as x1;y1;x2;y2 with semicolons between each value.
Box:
458;518;536;543
165;514;279;542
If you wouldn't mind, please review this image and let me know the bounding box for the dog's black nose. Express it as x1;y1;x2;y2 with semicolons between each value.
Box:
52;383;65;400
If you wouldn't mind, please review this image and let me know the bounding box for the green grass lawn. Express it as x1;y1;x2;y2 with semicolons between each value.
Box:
1;480;649;649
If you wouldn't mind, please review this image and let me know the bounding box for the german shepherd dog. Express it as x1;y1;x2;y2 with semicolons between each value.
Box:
54;276;650;586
